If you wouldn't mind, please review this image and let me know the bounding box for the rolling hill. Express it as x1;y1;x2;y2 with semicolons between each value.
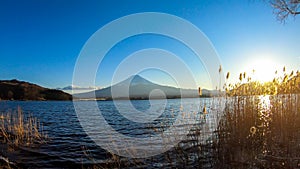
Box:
0;79;72;101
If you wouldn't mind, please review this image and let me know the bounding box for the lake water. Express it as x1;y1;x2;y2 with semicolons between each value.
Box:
0;98;221;168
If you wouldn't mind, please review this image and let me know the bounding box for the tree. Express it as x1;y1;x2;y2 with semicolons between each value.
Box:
270;0;300;22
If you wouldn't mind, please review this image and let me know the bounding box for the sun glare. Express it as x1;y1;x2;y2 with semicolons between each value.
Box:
246;59;282;83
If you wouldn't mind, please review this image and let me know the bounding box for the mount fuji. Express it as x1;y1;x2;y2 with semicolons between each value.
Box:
73;75;199;100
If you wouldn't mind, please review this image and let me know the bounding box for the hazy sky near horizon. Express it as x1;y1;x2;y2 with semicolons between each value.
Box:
1;0;300;89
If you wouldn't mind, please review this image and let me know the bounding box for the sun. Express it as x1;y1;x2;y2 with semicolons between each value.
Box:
245;59;282;83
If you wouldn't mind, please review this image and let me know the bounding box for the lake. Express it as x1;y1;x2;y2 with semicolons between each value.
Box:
0;98;221;168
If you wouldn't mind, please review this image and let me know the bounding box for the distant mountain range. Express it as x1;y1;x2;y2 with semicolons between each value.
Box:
57;85;101;91
74;75;218;100
0;79;72;101
57;85;102;94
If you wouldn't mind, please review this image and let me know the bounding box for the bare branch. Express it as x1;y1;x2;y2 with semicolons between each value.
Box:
270;0;300;22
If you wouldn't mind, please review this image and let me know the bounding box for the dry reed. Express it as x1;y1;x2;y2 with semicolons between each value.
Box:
0;106;46;147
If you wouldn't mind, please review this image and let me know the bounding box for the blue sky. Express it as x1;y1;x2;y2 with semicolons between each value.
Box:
1;0;300;89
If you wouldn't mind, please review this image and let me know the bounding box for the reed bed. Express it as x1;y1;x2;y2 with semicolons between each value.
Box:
214;68;300;168
0;106;46;147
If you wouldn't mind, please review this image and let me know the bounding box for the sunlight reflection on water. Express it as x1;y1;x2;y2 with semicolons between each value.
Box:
258;95;272;129
257;95;272;155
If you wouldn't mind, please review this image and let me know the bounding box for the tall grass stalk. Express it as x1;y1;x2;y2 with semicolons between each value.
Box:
0;106;46;147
